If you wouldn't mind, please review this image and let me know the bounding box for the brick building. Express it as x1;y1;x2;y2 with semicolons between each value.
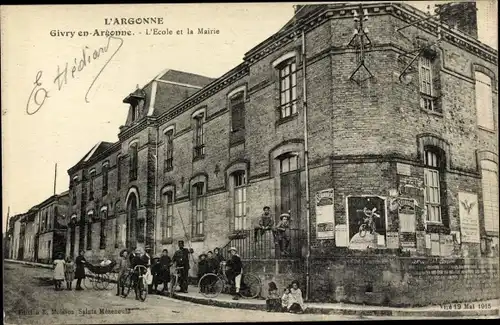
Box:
59;2;497;305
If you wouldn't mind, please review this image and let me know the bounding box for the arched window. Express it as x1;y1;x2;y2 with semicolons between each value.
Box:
423;147;445;223
89;169;96;201
162;191;174;241
99;208;107;249
232;171;247;230
114;200;120;248
193;113;205;160
192;182;206;236
126;192;139;248
165;129;174;172
277;59;297;119
86;211;93;250
481;160;499;232
102;162;109;196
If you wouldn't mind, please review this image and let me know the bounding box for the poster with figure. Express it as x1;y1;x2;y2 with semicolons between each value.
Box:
458;192;480;243
346;196;387;250
315;189;335;239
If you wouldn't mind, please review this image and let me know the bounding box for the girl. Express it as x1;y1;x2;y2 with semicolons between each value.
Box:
116;249;130;297
288;280;305;313
64;256;75;290
53;253;66;291
265;282;281;312
281;287;290;312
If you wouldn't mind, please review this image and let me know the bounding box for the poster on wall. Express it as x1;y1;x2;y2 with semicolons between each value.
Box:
346;196;387;250
458;192;480;243
399;198;416;248
315;189;335;239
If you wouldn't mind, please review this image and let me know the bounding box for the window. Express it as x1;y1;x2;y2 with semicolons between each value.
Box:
423;149;442;223
117;157;122;190
102;163;109;196
230;92;245;132
481;160;499;232
280;154;299;173
100;210;107;249
89;170;95;201
278;60;297;119
193;114;205;160
114;201;120;248
72;177;77;205
86;221;92;250
418;55;439;112
129;143;138;181
165;130;174;172
44;212;48;231
475;71;494;130
192;182;205;236
130;100;142;123
233;171;247;230
162;191;174;241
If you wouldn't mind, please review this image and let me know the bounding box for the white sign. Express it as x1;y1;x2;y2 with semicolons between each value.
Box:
396;163;411;176
315;189;335;239
458;192;480;243
335;225;348;247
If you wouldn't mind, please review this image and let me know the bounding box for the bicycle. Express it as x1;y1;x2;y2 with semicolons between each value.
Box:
198;262;261;299
169;266;184;298
122;265;148;302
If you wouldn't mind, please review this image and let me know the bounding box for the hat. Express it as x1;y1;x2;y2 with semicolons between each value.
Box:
229;247;237;252
178;240;184;245
280;213;290;220
199;253;207;259
263;206;270;210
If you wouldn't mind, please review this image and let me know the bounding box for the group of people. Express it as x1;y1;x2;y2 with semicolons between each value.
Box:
52;250;92;291
254;206;292;255
265;280;306;314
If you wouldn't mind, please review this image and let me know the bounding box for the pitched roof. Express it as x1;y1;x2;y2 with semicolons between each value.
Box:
69;141;115;173
157;69;214;88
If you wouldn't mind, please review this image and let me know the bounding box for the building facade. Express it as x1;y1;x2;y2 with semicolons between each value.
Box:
7;2;498;306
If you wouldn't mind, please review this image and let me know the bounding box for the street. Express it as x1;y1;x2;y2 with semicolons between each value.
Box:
4;263;357;324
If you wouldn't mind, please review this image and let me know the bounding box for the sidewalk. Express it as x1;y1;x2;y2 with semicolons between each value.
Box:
7;259;499;318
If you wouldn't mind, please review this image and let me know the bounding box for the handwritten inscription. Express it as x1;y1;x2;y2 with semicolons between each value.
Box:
26;35;124;115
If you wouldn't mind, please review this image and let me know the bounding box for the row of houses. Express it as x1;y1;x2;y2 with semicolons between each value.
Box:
5;2;499;306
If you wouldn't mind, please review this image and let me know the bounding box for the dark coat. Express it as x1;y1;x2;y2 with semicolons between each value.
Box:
173;248;190;269
75;255;87;279
226;254;242;275
206;257;218;274
197;259;208;278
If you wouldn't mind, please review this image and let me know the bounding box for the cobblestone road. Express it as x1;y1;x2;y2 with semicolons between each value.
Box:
4;263;358;324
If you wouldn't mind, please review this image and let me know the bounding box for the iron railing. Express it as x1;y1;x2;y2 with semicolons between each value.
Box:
221;228;304;260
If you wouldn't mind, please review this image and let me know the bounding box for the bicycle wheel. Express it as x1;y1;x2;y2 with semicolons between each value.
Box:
168;276;177;298
137;277;148;302
240;273;261;299
122;273;133;298
198;273;223;298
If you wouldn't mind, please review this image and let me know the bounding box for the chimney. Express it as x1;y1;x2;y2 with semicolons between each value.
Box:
436;2;478;39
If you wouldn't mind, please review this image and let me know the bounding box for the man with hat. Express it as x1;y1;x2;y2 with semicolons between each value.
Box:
254;206;274;242
172;240;194;293
273;213;291;255
225;246;243;300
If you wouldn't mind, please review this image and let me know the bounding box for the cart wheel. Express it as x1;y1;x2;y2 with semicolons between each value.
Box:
138;277;148;302
198;273;223;298
122;274;132;298
240;273;261;299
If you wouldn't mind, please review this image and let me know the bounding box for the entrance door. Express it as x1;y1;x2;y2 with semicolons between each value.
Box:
279;153;301;226
126;194;138;249
70;226;76;257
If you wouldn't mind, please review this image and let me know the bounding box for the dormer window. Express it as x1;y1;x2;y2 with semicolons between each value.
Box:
123;88;146;124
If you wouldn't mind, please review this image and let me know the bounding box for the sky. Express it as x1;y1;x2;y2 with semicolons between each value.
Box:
1;1;497;232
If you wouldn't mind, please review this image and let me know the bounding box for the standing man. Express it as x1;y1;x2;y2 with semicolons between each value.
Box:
225;247;243;300
254;206;274;241
172;240;193;293
273;213;291;255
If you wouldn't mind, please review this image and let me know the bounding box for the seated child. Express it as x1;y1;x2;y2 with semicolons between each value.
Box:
281;287;291;312
265;282;281;312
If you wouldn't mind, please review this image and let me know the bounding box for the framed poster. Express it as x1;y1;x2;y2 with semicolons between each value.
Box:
458;192;480;243
346;196;387;250
315;189;335;239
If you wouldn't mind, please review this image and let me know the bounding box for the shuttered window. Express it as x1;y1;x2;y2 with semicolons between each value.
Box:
481;160;499;232
475;72;494;130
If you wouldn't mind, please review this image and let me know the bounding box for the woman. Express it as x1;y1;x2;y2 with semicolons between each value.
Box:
288;280;305;313
53;253;66;291
116;249;130;297
75;250;87;290
213;247;225;273
64;256;75;290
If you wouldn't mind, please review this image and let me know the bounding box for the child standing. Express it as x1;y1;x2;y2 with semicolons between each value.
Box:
265;282;281;312
281;288;291;312
64;256;75;290
53;253;66;291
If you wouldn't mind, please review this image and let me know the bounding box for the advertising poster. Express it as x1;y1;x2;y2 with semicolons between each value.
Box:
346;196;387;250
315;189;335;239
458;192;480;243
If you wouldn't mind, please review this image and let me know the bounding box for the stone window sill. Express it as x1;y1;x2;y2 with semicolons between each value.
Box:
192;236;205;242
275;113;298;127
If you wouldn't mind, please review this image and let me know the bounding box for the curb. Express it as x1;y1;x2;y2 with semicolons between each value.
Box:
171;293;499;317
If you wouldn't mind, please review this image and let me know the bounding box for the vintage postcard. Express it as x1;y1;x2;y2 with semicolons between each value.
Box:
1;1;499;323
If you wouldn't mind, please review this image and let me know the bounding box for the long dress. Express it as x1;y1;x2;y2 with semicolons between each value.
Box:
53;259;66;280
75;255;87;279
64;261;76;282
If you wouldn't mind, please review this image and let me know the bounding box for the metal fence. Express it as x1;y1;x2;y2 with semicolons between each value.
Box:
221;228;304;260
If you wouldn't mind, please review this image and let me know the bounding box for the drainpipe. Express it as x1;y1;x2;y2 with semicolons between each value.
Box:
302;28;311;301
154;125;159;256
